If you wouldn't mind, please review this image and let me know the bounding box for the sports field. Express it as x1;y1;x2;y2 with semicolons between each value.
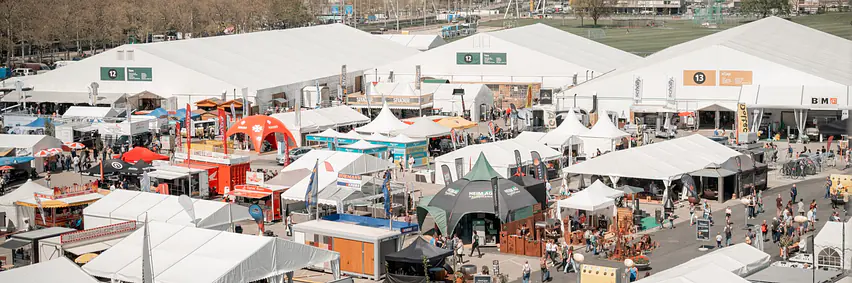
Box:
479;12;852;56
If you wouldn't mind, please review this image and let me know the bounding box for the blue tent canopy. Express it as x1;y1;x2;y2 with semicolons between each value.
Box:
147;108;168;117
172;108;200;119
23;117;50;128
0;156;34;166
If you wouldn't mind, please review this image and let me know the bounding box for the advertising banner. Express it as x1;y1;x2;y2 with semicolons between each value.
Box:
441;164;453;184
531;151;544;180
736;103;749;143
719;70;753;86
491;176;500;218
454;158;464;180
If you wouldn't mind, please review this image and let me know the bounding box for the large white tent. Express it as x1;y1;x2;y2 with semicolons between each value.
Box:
556;187;615;212
395;117;451;138
814;218;852;270
7;24;419;110
564;134;741;182
376;34;447;51
553;16;852;119
635;265;750;283
354;104;410;135
82;221;340;283
579;113;629;155
83;190;252;231
280;150;393;205
271;106;369;146
434;138;561;184
0;134;63;172
366;24;640;89
61;106;119;120
539;109;589;150
638;243;770;282
583;180;625;198
0;257;98;283
0;180;50;231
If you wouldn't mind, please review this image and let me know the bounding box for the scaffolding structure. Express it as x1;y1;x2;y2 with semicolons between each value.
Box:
692;0;724;26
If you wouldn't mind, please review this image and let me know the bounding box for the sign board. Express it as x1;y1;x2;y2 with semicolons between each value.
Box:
100;67;126;81
666;77;676;103
736;103;749;141
482;53;507;65
696;219;711;241
127;67;153;81
719;70;752;86
61;221;137;244
539;89;553;105
346;93;433;108
633;76;642;103
246;171;265;186
683;70;716;86
454;158;464;180
441;164;453;184
337;173;362;190
474;275;493;283
810;97;839;105
415;65;422;90
456;52;481;65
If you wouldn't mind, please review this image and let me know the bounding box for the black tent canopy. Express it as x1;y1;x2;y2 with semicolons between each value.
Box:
509;175;547;209
386;237;453;264
85;159;133;176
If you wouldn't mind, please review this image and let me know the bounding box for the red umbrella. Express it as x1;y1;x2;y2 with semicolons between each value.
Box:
34;149;60;157
63;142;86;150
226;115;296;153
0;166;13;171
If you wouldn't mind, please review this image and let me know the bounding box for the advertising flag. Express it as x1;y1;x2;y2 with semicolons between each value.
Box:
305;160;319;208
382;170;392;217
142;214;154;283
218;108;228;154
185;103;191;159
531;151;544;180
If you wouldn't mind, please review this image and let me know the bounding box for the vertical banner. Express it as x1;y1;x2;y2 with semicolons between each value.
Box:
525;85;533;108
514;149;523;176
491;176;500;219
736;103;749;144
241;88;249;116
531;151;544;180
185;103;191;159
488;121;495;141
454;157;464;180
340;65;347;101
666;77;676;105
633;76;643;104
415;65;422;90
218;108;228;155
441;164;453;184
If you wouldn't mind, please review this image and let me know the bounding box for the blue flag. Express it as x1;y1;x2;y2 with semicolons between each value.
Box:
305;160;319;207
382;170;391;216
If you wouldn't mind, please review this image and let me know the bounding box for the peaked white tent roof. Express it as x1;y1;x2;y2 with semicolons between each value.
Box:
0;134;63;151
539;110;589;148
314;128;343;139
635;265;750;283
514;131;546;143
389;134;426;143
556;188;615;211
82;221;340;283
271;106;369;133
814;218;852;270
0;180;51;230
581;114;628;139
355;104;410;135
343;140;386;150
62;106;119;119
377;34;447;51
280;150;393;205
0;257;98;283
434;138;561;184
83;190;252;230
343;130;365;140
396;118;450;138
638;243;770;282
564;134;742;181
584;180;625;199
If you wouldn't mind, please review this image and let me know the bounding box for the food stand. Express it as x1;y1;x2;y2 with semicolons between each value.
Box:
13;182;105;228
338;140;389;159
173;151;251;196
147;164;209;197
229;171;286;222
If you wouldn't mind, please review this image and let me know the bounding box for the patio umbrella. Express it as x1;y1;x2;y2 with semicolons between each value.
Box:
63;142;86;150
0;166;13;171
618;185;645;194
33;149;59;157
75;253;98;264
85;159;132;176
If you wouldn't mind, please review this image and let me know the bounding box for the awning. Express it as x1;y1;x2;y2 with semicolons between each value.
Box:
0;238;30;249
690;168;738;178
230;189;272;199
64;238;124;256
147;170;189;180
15;193;103;208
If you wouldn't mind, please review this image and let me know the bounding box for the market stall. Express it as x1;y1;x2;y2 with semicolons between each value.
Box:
338;140;389;159
366;134;429;167
538;109;588;154
579;113;630;155
230;184;285;222
146;164;209;197
0;227;76;265
385;237;452;278
173;152;252;196
0;181;51;231
37;221;137;263
355;104;410;135
14;182;105;228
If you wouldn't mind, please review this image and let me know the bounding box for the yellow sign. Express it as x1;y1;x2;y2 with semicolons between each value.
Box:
579;264;618;283
683;70;716;86
720;70;753;86
736;103;748;143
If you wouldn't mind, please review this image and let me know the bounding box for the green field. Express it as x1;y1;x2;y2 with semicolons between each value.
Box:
479;13;852;56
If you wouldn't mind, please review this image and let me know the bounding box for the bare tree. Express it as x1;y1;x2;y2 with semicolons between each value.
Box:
572;0;615;27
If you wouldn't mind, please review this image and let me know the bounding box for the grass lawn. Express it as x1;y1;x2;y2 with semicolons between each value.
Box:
479;12;852;56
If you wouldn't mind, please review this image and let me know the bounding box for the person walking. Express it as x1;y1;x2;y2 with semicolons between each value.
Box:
776;194;783;216
539;255;550;282
724;223;733;246
791;185;798;204
761;220;768;241
826;177;833;199
522;261;531;283
716;232;723;248
562;244;574;273
469;231;482;258
797;199;805;216
455;236;464;265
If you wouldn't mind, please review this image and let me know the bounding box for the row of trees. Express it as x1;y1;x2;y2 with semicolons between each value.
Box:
0;0;312;64
569;0;797;27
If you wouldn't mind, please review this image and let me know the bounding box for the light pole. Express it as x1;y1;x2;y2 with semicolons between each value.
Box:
573;253;584;283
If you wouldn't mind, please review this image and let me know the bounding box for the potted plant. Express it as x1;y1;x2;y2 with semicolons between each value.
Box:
632;255;651;270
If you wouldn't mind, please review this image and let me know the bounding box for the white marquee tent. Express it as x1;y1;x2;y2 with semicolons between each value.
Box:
271;106;370;146
0;134;63;172
280;150;393;205
0;257;98;283
564;134;742;182
638;243;770;282
61;106;119;120
355;104;410;135
83;190;252;231
556;187;615;212
584;180;625;199
376;34;447;51
539;109;589;149
514;131;546;143
82;221;340;283
0;181;51;231
814;218;852;270
434;138;560;184
635;265;750;283
395;117;451;138
579;113;629;155
341;140;387;151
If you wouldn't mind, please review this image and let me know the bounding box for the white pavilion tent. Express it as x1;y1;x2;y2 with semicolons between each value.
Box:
271;106;369;146
280;150;393;205
539;110;589;150
395;117;451;138
556;189;615;212
635;265;750;283
583;180;625;198
0;180;51;230
514;131;546;143
355;104;410;135
579;113;629;155
82;190;252;231
342;140;387;151
434;138;561;185
61;106;119;120
638;243;770;281
82;222;340;283
814;218;852;270
0;257;98;283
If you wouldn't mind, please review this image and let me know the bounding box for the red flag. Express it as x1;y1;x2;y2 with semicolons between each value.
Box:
324;161;334;172
827;136;835;152
218;108;228;155
185;103;191;163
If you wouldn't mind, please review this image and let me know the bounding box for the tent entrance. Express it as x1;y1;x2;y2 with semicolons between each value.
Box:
455;213;501;246
698;110;735;129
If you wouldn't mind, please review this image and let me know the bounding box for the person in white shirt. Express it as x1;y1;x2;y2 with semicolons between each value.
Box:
546;181;553;194
560;179;568;196
109;183;116;191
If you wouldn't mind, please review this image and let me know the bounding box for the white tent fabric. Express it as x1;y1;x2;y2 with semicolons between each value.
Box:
584;180;625;199
62;106;119;119
342;140;386;150
82;222;340;283
395;117;450;138
556;189;615;211
579;114;629;154
434;138;561;184
564;134;742;181
814;218;852;270
514;131;545;143
355;104;410;135
0;257;98;283
540;110;589;149
271;106;369;134
280;150;393;205
639;243;770;282
343;130;366;140
313;128;343;139
0;180;51;230
83;190;252;231
635;265;750;283
376;34;447;51
389;134;426;144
